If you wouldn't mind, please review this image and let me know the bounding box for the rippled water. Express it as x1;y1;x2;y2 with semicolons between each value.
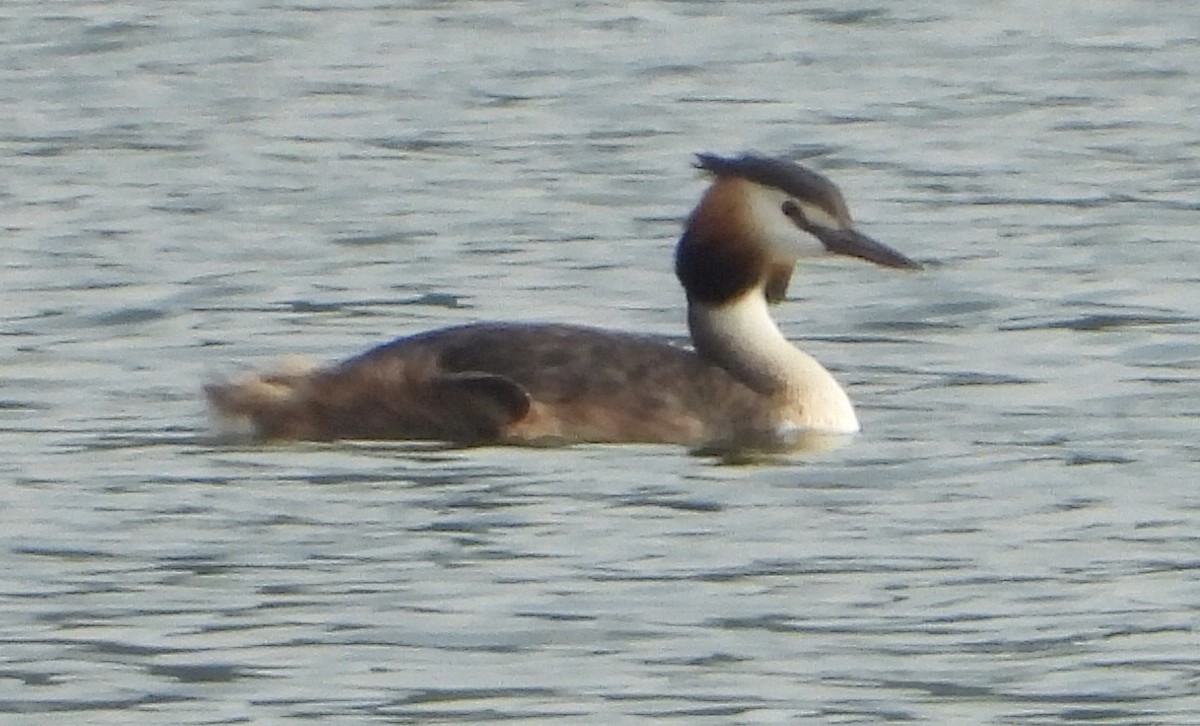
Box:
4;1;1199;723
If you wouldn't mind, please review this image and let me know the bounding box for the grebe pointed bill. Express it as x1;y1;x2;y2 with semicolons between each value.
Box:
206;153;921;449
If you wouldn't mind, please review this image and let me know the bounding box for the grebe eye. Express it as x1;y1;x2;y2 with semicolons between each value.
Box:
781;199;810;229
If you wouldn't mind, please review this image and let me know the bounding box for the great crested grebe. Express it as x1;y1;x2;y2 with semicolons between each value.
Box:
206;154;921;448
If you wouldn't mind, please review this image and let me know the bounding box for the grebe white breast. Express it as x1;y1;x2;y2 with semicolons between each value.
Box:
205;154;921;448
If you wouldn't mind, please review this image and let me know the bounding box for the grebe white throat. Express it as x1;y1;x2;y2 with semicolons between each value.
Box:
688;286;859;434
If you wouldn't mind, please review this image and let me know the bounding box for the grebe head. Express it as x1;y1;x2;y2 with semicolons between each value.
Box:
676;153;920;305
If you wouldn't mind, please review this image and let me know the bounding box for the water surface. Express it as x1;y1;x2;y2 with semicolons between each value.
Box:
3;1;1199;723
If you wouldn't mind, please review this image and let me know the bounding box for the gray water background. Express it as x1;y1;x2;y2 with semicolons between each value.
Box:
3;1;1199;723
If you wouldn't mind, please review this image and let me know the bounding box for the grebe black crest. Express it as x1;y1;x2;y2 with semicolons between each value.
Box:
206;154;921;449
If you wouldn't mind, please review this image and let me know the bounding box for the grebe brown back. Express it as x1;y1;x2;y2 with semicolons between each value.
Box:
205;154;921;448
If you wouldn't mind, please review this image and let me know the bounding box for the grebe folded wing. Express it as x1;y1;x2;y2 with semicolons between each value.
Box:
330;323;776;445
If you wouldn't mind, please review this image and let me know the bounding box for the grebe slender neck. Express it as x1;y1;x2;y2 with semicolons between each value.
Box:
686;287;859;432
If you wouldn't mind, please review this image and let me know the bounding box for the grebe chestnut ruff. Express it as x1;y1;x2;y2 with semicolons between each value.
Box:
205;154;921;448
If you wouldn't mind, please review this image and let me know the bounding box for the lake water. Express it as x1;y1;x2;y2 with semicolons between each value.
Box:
3;1;1199;723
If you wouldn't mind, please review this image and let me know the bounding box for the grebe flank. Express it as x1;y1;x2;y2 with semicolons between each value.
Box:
205;154;921;448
